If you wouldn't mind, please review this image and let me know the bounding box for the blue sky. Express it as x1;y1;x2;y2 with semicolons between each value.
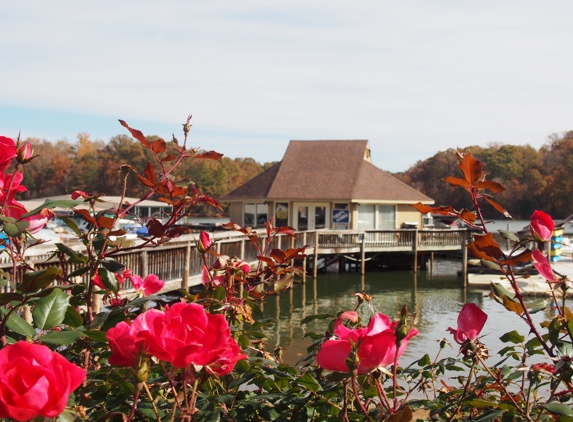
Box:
2;1;573;172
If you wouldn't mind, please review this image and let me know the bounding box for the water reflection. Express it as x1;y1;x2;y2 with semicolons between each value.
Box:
263;259;550;367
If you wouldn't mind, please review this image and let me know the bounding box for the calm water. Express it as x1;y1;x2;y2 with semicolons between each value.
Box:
262;258;552;367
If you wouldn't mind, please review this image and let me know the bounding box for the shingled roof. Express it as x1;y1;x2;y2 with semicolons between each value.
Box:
223;140;433;203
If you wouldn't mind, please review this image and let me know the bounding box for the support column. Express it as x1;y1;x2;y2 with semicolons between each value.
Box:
413;229;418;273
462;234;468;287
360;233;366;275
182;241;191;290
313;231;319;278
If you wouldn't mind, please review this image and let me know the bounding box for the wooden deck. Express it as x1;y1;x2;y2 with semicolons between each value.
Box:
0;228;471;295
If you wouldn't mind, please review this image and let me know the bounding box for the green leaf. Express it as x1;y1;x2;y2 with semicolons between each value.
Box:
83;329;108;342
498;230;520;242
63;306;83;328
474;410;505;422
22;199;83;218
67;266;90;279
1;310;36;338
3;221;29;237
296;372;321;392
101;259;125;273
20;267;62;293
38;330;85;345
273;273;294;292
61;216;82;236
540;403;573;417
480;259;502;271
526;299;548;314
55;243;88;264
0;292;24;305
464;400;496;409
300;314;334;325
32;288;70;330
93;233;106;254
214;286;226;301
499;330;525;344
97;267;118;294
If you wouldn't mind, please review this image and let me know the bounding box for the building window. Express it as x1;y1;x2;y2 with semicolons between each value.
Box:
244;203;269;228
357;204;375;230
315;206;326;229
378;205;396;229
275;203;288;226
244;203;256;226
257;203;268;227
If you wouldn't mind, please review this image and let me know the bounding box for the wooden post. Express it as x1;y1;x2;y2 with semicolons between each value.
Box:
313;231;319;278
141;250;148;278
462;233;468;287
413;229;418;273
430;251;434;274
360;233;366;275
302;232;307;283
182;241;191;290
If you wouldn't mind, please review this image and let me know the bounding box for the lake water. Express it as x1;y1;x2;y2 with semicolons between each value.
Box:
261;258;553;368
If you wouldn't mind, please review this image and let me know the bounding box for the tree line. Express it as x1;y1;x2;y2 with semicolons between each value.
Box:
397;131;573;220
16;130;573;219
18;133;274;214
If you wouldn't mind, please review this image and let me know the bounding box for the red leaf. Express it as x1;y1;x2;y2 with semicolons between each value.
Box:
147;219;164;237
257;256;275;266
474;180;506;193
195;150;224;160
444;177;470;189
412;203;457;215
96;215;114;230
276;226;296;237
459;209;477;224
151;139;167;154
143;162;157;185
485;197;512;218
74;209;97;225
459;152;483;184
161;154;178;162
118;120;151;149
136;174;154;187
500;250;532;267
270;249;286;262
467;233;503;262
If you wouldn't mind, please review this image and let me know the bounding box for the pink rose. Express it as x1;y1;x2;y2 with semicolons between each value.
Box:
316;312;419;374
197;230;212;253
16;142;33;163
0;341;85;421
0;136;16;172
447;303;488;344
530;210;554;242
107;321;146;367
133;302;246;374
71;190;90;200
130;274;165;296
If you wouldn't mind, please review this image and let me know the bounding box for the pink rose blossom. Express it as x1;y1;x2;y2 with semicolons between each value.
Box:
530;210;554;242
447;303;488;345
0;136;16;172
107;321;146;367
71;190;90;200
0;341;85;421
130;274;165;296
132;302;246;374
198;230;212;253
316;312;419;374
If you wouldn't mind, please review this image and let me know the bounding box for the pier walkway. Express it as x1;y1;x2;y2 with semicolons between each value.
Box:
0;228;471;296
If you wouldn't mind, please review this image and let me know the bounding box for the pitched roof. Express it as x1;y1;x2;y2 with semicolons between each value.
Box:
223;140;433;203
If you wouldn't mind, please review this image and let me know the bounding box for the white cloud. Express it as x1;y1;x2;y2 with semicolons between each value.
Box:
1;1;573;171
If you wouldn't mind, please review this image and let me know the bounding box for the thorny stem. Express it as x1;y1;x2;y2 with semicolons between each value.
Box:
351;374;372;421
374;378;392;413
143;381;161;421
342;381;350;422
160;362;182;410
446;360;476;422
127;384;142;422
